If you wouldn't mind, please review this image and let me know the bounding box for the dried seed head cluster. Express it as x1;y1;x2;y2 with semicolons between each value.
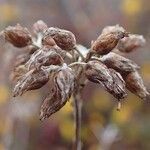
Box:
1;21;149;120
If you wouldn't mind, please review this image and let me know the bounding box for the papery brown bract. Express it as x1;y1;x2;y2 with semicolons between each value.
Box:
102;24;126;35
14;53;30;67
42;36;56;47
100;52;140;74
33;20;48;35
40;65;75;120
25;45;64;70
42;27;76;51
11;65;28;81
85;60;127;99
85;60;112;83
117;34;146;53
123;71;149;100
107;69;127;99
14;44;40;69
11;46;39;81
11;53;30;81
13;68;50;97
91;26;128;55
3;24;32;47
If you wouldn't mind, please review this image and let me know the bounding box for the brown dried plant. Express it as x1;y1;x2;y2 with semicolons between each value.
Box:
1;21;149;150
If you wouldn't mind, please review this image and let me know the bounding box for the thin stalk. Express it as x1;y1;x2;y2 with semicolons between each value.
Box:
74;46;85;61
85;50;95;62
72;46;94;150
73;92;82;150
69;62;86;68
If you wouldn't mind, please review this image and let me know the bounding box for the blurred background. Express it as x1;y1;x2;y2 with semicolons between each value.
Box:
0;0;150;150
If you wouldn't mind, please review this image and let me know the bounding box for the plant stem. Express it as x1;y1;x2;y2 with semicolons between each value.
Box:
73;47;94;150
74;46;85;61
85;50;94;62
69;62;86;68
73;92;82;150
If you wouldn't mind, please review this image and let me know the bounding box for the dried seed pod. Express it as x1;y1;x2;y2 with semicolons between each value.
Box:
42;27;76;51
25;45;64;70
3;24;32;47
117;34;146;53
123;71;149;100
91;25;128;55
13;68;50;97
40;64;75;120
11;46;39;81
107;69;127;99
85;60;113;83
85;60;127;99
32;20;48;35
14;44;40;68
100;52;140;74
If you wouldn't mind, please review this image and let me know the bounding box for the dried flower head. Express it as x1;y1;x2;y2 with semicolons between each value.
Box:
13;68;50;97
85;60;127;99
42;27;76;51
117;34;146;53
123;71;149;100
91;27;127;55
32;20;48;35
3;24;32;47
25;45;64;70
40;64;75;120
100;52;140;74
